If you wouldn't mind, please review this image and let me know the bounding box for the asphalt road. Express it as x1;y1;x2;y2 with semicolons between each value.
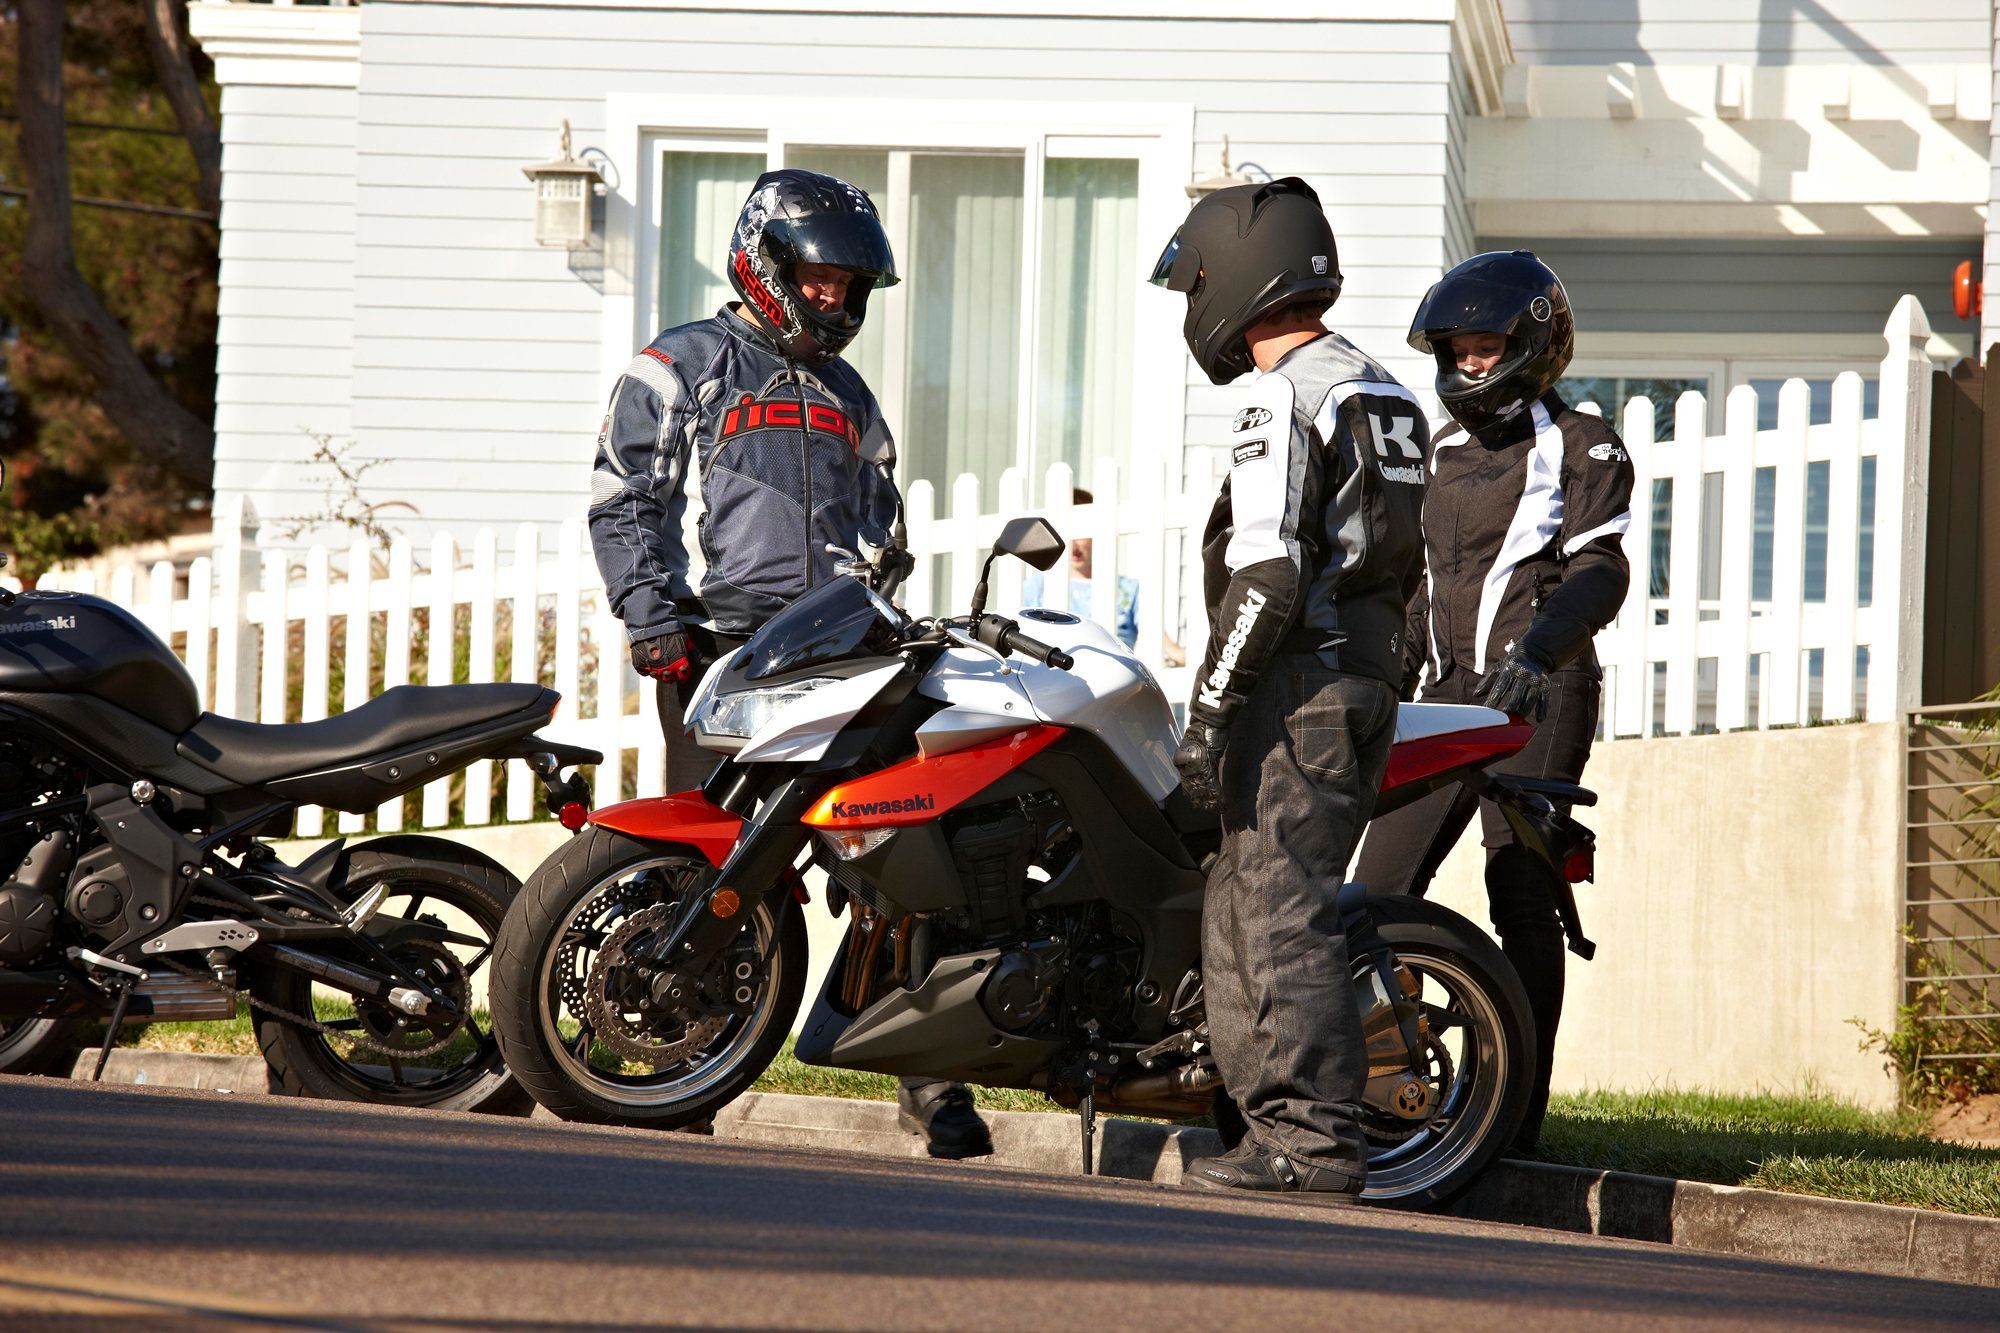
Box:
0;1076;1986;1331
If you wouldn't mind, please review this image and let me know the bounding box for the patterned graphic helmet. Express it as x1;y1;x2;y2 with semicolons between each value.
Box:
729;169;899;365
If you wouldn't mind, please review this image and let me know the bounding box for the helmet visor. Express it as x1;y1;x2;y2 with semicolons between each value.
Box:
766;211;899;288
1408;274;1543;352
1148;231;1183;289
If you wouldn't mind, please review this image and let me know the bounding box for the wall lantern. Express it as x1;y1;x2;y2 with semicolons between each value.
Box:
522;120;605;248
1185;136;1269;199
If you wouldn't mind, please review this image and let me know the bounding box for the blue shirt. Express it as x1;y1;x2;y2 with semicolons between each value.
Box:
1021;571;1139;649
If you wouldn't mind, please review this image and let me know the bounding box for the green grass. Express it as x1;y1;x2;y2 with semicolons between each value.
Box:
1535;1087;2000;1219
123;1016;1999;1219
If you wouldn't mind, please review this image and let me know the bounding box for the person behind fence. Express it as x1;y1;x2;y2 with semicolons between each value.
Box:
584;167;992;1161
1150;176;1430;1198
1020;487;1184;665
1353;250;1634;1155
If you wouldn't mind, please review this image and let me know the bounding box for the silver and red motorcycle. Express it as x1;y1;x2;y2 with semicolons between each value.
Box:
491;519;1598;1206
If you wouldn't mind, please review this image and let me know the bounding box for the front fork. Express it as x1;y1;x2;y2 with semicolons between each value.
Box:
636;779;818;976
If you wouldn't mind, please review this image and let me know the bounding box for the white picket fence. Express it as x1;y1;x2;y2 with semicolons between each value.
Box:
29;299;1935;833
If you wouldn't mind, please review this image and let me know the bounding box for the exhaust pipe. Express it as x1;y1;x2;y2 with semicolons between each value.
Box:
1111;1059;1222;1104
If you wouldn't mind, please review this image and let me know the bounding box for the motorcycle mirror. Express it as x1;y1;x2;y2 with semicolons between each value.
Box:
991;516;1064;571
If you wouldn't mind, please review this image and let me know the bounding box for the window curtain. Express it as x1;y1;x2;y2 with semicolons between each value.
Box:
1036;158;1137;490
657;151;764;332
905;154;1024;496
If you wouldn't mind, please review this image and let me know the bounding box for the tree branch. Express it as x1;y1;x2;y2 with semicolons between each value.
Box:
142;0;220;217
17;0;214;490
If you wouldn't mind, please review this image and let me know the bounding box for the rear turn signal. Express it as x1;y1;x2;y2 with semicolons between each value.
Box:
1562;850;1594;884
558;802;589;831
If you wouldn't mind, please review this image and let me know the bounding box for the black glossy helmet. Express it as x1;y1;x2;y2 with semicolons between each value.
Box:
729;169;899;365
1409;250;1574;432
1149;177;1342;385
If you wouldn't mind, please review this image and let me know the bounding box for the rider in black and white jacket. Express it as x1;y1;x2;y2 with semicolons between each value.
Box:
1356;251;1634;1154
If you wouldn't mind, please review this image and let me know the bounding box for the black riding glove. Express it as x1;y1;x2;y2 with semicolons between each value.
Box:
1173;722;1230;811
1477;650;1552;721
632;631;694;683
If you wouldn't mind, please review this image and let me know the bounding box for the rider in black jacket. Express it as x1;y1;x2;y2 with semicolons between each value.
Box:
1156;178;1429;1198
1355;251;1633;1152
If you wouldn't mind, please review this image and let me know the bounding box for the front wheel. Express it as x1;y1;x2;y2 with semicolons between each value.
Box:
488;827;807;1129
0;1015;83;1077
1353;896;1535;1210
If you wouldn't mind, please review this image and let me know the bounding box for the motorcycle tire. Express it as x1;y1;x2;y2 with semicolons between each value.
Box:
489;826;808;1130
1207;896;1535;1211
1350;895;1536;1210
250;836;533;1116
0;1015;84;1077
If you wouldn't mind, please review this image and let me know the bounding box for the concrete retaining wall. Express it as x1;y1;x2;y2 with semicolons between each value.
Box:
1420;722;1905;1108
290;720;1905;1108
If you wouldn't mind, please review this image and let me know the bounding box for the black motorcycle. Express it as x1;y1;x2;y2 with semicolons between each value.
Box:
0;463;599;1112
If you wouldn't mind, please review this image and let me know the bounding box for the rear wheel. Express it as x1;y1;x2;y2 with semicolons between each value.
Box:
1354;897;1534;1210
250;838;531;1115
0;1015;82;1077
489;827;806;1129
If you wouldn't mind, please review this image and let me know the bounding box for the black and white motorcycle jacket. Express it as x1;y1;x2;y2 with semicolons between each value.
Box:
586;307;900;642
1409;390;1635;687
1190;333;1431;730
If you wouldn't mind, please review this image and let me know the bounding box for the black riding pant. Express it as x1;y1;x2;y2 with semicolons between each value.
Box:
1352;667;1600;1150
1204;660;1397;1174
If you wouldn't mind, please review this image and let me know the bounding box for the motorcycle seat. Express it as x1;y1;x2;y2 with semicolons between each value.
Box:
1393;702;1509;744
175;683;554;789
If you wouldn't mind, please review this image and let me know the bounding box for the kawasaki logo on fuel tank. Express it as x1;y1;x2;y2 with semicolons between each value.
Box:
830;793;935;819
0;615;77;636
1197;588;1267;709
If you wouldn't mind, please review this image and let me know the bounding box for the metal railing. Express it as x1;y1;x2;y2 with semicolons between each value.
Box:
1905;698;2000;1078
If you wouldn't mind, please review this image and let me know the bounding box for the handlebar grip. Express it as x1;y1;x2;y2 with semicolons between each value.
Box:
1001;626;1073;671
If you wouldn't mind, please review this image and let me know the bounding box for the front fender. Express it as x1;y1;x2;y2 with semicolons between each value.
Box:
587;791;744;867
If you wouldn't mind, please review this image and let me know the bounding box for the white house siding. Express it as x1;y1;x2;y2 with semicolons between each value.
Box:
335;2;1468;547
1481;236;1980;341
212;82;358;537
1505;0;1989;66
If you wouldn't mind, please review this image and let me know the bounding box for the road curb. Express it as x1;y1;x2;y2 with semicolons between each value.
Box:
77;1052;1997;1287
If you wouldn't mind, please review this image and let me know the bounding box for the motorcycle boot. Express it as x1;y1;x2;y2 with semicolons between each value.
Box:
1186;1139;1365;1200
897;1078;993;1159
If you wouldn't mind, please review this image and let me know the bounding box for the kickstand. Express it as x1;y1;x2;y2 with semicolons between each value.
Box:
1078;1084;1096;1176
91;979;137;1082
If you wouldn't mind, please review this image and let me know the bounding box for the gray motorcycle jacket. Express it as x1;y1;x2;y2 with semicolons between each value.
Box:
1407;390;1634;687
587;308;900;641
1190;332;1431;729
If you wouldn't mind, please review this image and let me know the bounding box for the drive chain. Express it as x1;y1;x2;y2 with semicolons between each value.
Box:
148;895;470;1060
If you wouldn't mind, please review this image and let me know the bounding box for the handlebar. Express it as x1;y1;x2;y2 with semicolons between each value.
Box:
971;613;1073;671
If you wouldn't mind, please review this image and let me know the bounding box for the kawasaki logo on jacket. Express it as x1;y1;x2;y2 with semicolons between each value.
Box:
1198;588;1267;709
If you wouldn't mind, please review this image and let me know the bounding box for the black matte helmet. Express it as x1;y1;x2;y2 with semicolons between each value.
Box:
729;168;899;365
1409;250;1574;432
1149;177;1342;385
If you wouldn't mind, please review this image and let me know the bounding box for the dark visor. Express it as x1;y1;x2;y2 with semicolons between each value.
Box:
1407;275;1539;350
1148;232;1182;288
769;213;900;288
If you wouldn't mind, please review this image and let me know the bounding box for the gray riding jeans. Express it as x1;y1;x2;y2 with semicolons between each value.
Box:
1203;660;1397;1172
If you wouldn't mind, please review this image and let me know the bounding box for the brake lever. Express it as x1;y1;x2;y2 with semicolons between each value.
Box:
941;621;1013;672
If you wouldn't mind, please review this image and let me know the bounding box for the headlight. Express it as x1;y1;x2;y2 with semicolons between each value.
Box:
697;675;843;743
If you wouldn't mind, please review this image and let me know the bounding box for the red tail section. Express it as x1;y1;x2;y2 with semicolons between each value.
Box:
804;726;1066;829
1382;722;1534;794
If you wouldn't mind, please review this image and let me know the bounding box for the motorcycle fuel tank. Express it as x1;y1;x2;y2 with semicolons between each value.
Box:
915;610;1180;801
0;591;201;733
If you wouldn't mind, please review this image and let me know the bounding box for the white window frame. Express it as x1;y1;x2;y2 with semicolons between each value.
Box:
602;95;1195;505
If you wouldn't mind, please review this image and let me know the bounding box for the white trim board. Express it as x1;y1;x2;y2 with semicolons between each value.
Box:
370;0;1458;19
